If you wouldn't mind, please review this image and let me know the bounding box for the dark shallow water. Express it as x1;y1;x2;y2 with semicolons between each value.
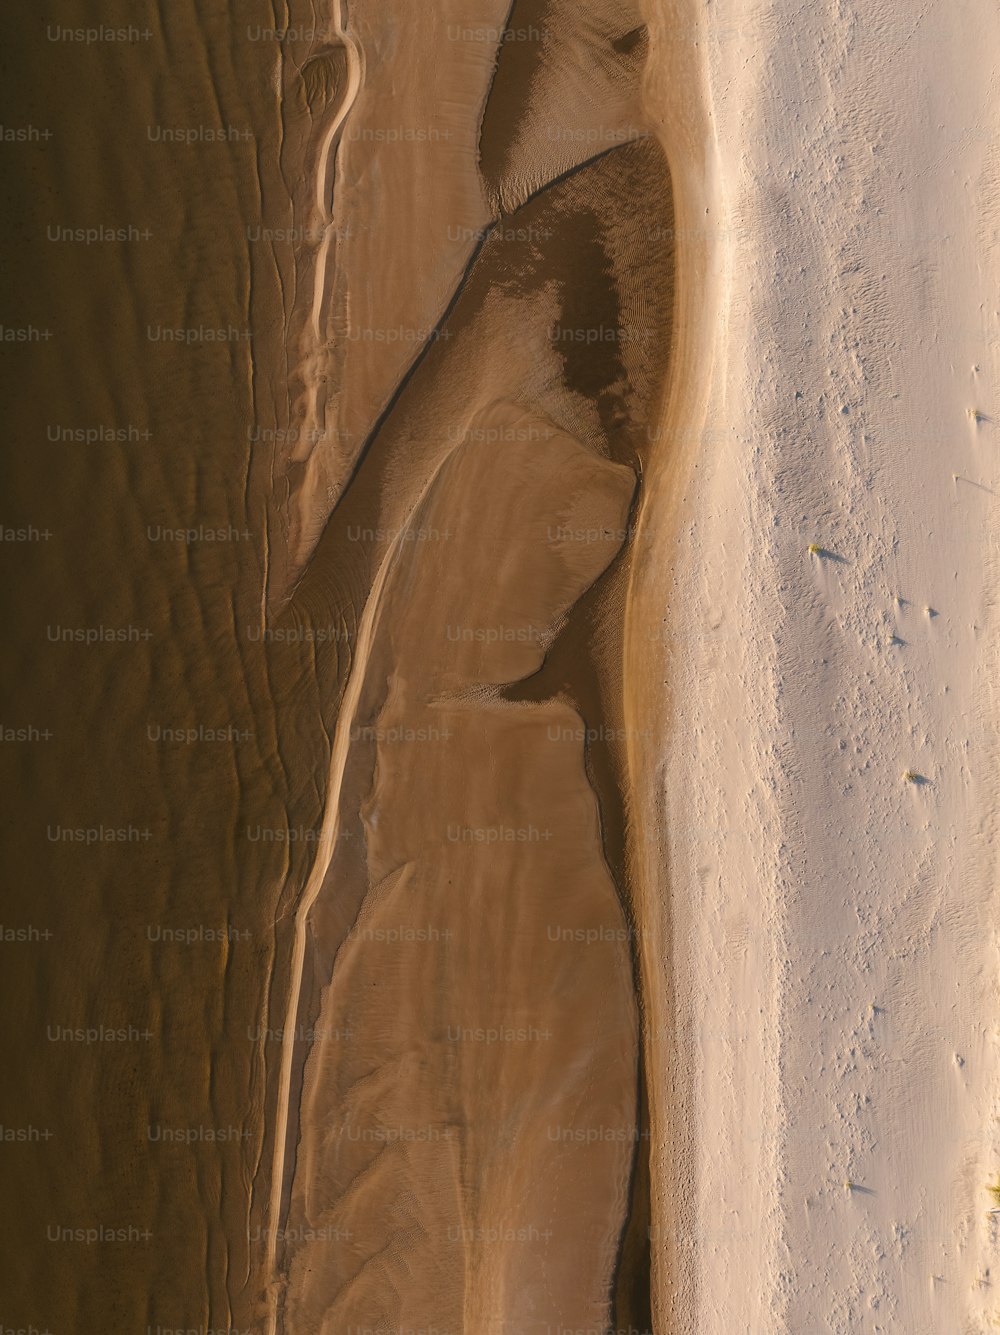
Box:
0;4;321;1330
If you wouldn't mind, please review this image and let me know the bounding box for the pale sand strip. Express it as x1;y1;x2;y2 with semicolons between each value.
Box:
627;0;723;1327
662;1;1000;1329
309;22;362;340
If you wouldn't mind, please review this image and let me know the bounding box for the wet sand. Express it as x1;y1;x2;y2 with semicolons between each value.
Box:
0;1;694;1330
254;1;683;1332
0;3;308;1331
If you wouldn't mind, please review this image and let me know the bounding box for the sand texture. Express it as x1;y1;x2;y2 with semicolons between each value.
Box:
255;2;677;1332
659;1;1000;1331
248;1;1000;1332
4;0;997;1330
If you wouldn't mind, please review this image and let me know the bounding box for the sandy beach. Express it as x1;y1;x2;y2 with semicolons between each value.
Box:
5;0;998;1330
655;0;1000;1329
243;0;1000;1330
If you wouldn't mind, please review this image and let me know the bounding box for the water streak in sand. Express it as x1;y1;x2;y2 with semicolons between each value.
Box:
263;22;371;1306
262;531;390;1334
308;19;362;340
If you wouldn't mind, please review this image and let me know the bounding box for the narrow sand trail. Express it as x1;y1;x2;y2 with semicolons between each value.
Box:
262;535;394;1335
309;16;362;340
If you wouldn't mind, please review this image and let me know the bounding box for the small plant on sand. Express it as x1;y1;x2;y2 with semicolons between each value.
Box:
969;407;985;423
808;543;821;554
988;1177;1000;1207
903;769;919;783
843;1179;855;1193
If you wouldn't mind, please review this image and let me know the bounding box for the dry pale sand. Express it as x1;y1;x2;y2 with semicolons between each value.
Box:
653;0;1000;1331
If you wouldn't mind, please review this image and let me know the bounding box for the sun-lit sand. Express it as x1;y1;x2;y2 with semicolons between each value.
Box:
657;1;1000;1330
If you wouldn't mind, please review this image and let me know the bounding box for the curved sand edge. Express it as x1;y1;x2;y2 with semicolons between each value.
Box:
625;0;725;1327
